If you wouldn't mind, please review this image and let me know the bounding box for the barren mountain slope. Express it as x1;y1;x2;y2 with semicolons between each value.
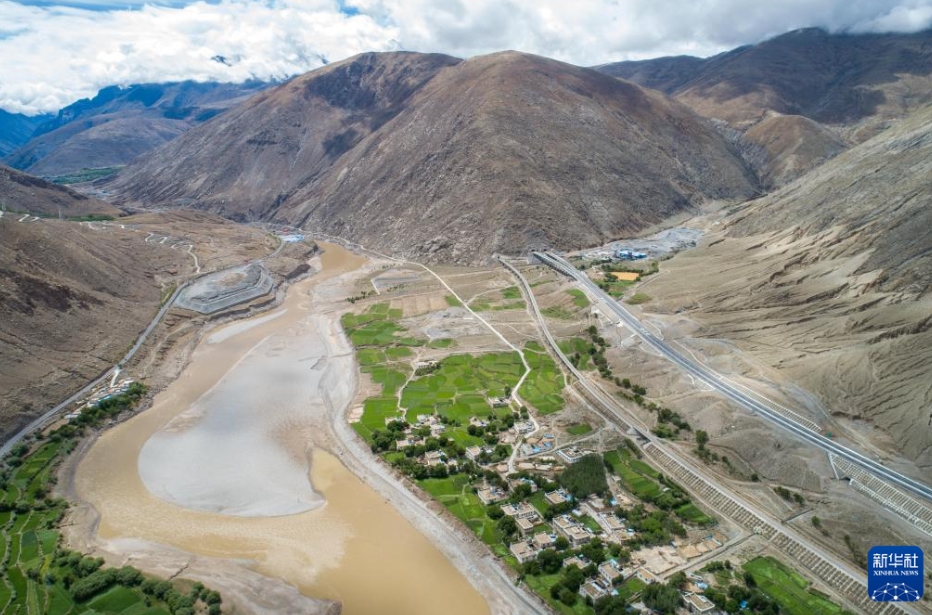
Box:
742;115;847;187
0;164;120;217
645;103;932;471
110;51;757;262
0;218;185;443
4;81;269;176
598;28;932;134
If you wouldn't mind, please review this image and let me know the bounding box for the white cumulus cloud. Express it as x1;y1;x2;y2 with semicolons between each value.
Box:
1;0;931;115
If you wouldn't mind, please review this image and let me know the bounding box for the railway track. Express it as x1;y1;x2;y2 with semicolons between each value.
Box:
501;256;921;615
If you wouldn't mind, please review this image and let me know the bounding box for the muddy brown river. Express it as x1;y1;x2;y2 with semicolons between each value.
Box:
74;243;490;615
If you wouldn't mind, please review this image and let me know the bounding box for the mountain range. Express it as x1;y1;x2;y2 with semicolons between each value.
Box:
596;27;932;187
3;80;269;177
0;110;50;158
106;51;758;262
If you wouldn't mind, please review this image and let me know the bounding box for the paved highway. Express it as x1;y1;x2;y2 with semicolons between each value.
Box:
0;282;190;459
533;251;932;503
503;256;916;615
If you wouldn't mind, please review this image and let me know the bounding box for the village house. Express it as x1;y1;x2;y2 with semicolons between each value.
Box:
509;540;537;564
545;490;567;505
636;568;661;585
563;555;588;570
533;532;555;550
553;515;593;547
507;477;538;493
476;485;507;505
516;517;536;536
465;445;483;460
579;581;608;602
684;592;718;614
583;495;609;514
501;502;539;521
598;560;622;585
424;450;444;466
515;420;535;434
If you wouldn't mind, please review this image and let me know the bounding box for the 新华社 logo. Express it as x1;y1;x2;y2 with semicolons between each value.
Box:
868;546;923;602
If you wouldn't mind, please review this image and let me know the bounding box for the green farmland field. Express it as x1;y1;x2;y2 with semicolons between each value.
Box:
744;557;855;615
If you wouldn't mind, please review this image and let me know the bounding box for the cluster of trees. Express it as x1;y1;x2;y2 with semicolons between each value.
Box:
558;454;608;499
617;504;687;547
773;486;805;505
138;579;222;615
71;382;149;429
50;549;222;615
549;564;586;606
346;289;377;304
467;413;516;438
642;581;683;613
414;361;443;376
592;594;634;615
703;581;782;614
695;429;719;463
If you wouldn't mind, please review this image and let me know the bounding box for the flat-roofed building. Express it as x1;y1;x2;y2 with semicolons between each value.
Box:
516;517;536;535
533;532;555;550
502;502;539;520
509;540;537;564
684;593;717;614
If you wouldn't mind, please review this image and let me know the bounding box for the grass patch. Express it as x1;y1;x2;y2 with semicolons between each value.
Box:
445;295;463;307
493;300;526;311
566;423;592;436
427;338;455;349
418;477;503;548
48;166;122;184
565;289;590;308
519;344;565;415
502;286;522;299
541;306;575;320
675;503;713;526
385;346;413;359
744;557;852;615
88;585;143;612
626;292;652;305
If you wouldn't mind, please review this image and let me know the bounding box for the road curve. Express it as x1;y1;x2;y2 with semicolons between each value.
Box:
533;251;932;503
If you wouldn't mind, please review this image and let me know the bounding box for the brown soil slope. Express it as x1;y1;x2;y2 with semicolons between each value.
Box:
598;28;932;134
0;164;120;217
647;103;932;470
743;115;847;188
109;51;757;262
0;218;185;443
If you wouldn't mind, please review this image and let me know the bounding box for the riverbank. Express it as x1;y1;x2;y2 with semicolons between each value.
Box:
62;243;532;615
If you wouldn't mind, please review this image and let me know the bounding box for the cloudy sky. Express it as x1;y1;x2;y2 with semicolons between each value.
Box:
2;0;932;115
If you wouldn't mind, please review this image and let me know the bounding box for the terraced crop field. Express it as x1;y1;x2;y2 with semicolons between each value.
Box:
0;389;223;615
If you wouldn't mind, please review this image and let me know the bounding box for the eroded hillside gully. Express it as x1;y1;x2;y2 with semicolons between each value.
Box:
70;244;491;615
